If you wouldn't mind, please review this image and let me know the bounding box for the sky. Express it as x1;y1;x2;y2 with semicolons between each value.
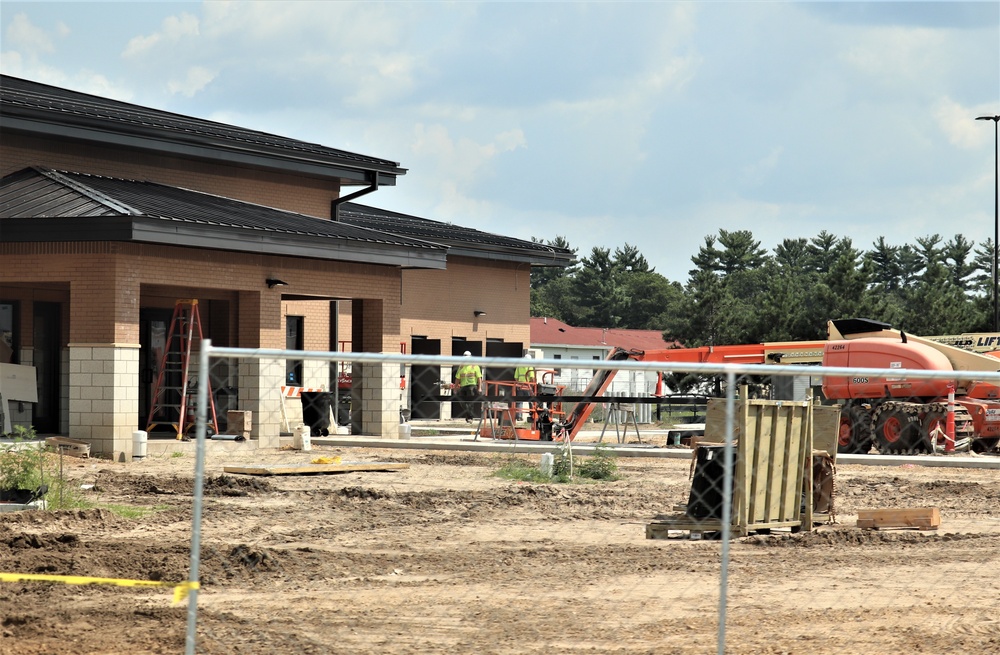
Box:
1;1;998;283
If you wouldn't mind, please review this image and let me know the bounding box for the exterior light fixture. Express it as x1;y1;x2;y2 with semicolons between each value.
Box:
473;310;487;317
266;278;288;289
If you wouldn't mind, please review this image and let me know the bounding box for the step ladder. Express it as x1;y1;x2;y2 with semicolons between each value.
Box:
146;299;219;439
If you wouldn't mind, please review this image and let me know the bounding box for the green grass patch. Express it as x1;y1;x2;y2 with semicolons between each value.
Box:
492;444;621;484
493;457;558;483
93;502;170;519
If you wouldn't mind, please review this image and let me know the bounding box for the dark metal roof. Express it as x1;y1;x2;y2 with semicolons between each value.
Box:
0;167;447;269
0;75;405;186
338;202;574;267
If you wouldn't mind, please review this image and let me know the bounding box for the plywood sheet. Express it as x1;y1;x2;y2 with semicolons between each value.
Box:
224;462;409;476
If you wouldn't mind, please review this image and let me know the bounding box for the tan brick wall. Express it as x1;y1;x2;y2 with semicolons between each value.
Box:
334;255;531;352
3;133;340;218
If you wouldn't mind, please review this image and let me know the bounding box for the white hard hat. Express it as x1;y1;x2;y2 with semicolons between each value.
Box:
463;351;472;356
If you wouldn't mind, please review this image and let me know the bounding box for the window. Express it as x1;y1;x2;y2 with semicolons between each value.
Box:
0;302;16;363
552;353;561;375
286;316;304;386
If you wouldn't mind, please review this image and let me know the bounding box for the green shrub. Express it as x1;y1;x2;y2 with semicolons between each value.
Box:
0;425;45;493
576;444;621;481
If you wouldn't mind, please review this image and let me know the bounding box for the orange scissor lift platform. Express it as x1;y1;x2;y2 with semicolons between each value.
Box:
477;372;566;441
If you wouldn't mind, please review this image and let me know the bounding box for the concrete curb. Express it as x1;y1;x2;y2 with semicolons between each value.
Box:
311;435;1000;469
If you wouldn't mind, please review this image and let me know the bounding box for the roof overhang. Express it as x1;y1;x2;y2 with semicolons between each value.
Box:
1;113;402;187
1;216;448;269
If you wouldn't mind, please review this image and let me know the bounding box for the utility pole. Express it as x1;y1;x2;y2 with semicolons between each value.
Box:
977;115;1000;331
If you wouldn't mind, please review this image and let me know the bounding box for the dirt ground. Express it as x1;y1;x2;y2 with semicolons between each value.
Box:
2;440;999;655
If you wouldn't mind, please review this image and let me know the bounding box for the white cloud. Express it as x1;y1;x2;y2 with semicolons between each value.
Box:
167;65;215;98
741;147;785;187
122;12;199;59
411;122;525;185
340;52;419;108
841;26;946;89
5;12;54;55
935;97;999;150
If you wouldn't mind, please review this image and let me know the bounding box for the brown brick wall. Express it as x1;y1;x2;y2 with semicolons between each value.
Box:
333;256;530;354
3;133;340;218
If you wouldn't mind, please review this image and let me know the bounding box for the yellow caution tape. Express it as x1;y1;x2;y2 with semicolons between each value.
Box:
311;456;342;464
0;572;199;604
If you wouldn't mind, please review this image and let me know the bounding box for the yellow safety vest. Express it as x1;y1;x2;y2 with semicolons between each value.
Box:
515;366;534;382
456;364;481;388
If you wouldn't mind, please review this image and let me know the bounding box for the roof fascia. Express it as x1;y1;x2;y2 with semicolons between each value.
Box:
2;115;401;187
444;245;575;266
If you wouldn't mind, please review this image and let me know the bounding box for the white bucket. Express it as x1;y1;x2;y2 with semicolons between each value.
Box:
132;430;147;460
292;424;312;451
398;422;411;440
540;452;554;477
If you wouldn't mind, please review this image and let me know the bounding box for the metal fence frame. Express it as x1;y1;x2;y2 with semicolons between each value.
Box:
184;340;1000;655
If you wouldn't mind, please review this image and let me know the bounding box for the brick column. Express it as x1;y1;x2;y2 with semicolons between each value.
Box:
67;344;139;459
237;290;284;447
351;298;401;437
67;263;140;461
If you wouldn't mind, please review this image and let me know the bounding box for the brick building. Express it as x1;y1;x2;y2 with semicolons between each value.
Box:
0;75;571;458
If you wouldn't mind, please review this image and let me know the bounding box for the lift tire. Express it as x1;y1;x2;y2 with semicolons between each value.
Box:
837;405;873;454
971;437;1000;454
874;409;922;454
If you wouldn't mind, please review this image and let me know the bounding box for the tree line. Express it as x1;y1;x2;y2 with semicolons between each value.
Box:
530;230;995;346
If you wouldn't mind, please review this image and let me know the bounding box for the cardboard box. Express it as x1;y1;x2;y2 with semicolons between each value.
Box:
45;437;91;458
227;410;252;437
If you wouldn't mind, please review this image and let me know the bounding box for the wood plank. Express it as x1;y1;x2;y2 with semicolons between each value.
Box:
856;507;940;530
223;462;410;476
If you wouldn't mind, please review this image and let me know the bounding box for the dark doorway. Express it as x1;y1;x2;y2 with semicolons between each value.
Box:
285;315;304;386
410;336;441;419
139;308;174;431
485;340;522;388
31;302;61;433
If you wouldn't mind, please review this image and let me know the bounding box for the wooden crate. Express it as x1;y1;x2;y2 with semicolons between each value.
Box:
685;396;815;536
227;410;252;437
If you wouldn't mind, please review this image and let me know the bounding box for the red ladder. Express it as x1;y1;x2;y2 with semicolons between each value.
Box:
145;299;219;439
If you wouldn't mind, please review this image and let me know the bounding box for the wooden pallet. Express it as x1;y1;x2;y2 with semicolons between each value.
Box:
223;462;409;476
646;516;726;540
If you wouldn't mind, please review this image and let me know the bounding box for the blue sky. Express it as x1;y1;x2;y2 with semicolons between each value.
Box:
2;1;998;283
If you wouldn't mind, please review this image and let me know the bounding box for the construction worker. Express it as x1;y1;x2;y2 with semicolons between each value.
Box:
454;351;483;423
514;353;536;417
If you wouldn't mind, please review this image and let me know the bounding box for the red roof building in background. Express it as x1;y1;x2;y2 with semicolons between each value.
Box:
528;318;681;406
530;317;680;352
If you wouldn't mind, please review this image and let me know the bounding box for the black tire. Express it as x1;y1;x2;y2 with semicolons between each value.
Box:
874;409;922;454
837;404;873;454
971;437;1000;454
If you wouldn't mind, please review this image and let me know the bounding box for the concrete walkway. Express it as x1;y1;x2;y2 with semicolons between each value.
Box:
312;428;1000;470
